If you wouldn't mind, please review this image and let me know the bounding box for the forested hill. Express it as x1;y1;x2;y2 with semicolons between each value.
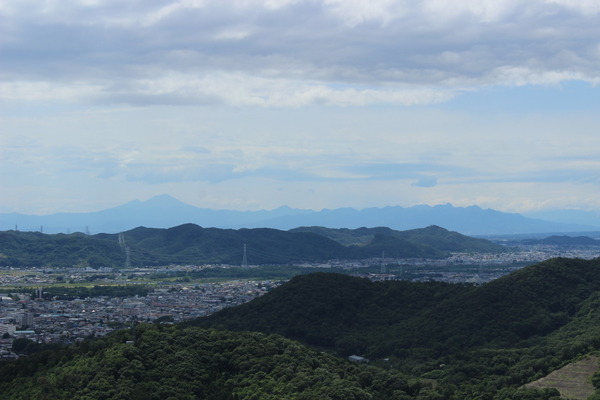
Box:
191;258;600;397
193;257;600;356
0;224;503;267
5;259;600;399
520;235;600;246
0;325;427;400
290;225;504;251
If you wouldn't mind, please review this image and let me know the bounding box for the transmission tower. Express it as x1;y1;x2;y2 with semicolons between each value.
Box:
380;251;387;274
118;233;131;268
242;243;248;268
474;265;483;285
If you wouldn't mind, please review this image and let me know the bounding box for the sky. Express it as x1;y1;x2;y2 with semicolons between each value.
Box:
1;0;599;215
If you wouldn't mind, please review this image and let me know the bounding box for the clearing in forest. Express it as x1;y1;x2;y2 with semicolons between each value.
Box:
525;355;599;400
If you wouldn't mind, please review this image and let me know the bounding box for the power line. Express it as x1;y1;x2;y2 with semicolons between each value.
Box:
242;243;248;268
118;232;131;268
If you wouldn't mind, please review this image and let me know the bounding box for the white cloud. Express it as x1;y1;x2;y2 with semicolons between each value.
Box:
1;72;455;107
0;81;103;101
141;0;210;27
213;29;253;41
487;67;587;86
323;0;405;26
544;0;600;14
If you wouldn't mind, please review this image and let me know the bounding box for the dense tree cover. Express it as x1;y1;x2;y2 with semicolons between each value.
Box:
10;338;63;355
521;236;600;246
290;225;506;253
40;285;151;299
191;258;600;398
0;325;433;400
188;273;467;356
351;233;446;258
148;264;360;281
417;257;600;349
193;258;600;354
393;225;506;252
0;224;504;268
0;231;124;267
3;258;600;399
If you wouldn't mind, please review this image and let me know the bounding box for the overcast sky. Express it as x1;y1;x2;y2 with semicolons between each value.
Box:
1;0;599;214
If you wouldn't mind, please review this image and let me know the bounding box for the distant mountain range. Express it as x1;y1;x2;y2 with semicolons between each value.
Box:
524;209;600;228
519;235;600;246
290;225;503;252
1;194;598;235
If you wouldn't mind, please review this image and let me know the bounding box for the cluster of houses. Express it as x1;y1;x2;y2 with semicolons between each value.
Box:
0;280;280;359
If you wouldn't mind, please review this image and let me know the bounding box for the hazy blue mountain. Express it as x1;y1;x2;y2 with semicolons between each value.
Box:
519;235;600;246
261;204;597;235
290;225;505;252
0;194;597;235
524;209;600;227
0;195;312;234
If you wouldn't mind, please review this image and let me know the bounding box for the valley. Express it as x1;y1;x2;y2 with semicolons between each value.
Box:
1;226;600;399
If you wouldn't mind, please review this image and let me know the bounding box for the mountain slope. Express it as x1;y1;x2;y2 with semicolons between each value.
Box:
192;258;600;372
187;258;600;398
189;273;465;354
0;325;422;400
524;209;600;228
291;225;505;252
521;235;600;246
265;204;597;234
0;230;125;268
0;195;312;235
120;224;353;265
1;224;496;267
1;195;597;235
5;260;600;399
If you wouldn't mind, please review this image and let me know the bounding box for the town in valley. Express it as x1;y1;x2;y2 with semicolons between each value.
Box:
2;239;599;360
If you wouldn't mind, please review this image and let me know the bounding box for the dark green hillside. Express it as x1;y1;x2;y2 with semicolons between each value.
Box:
192;258;600;397
0;224;501;268
0;231;124;267
0;226;361;267
291;225;505;253
414;257;600;350
0;325;425;400
189;273;465;355
290;226;399;246
521;235;600;246
352;233;445;258
120;224;351;265
108;224;457;264
6;261;600;399
394;225;504;252
195;258;600;356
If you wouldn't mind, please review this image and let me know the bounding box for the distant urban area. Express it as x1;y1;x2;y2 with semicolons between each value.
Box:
1;241;599;361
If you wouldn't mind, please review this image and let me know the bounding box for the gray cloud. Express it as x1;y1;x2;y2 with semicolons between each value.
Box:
2;0;599;106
